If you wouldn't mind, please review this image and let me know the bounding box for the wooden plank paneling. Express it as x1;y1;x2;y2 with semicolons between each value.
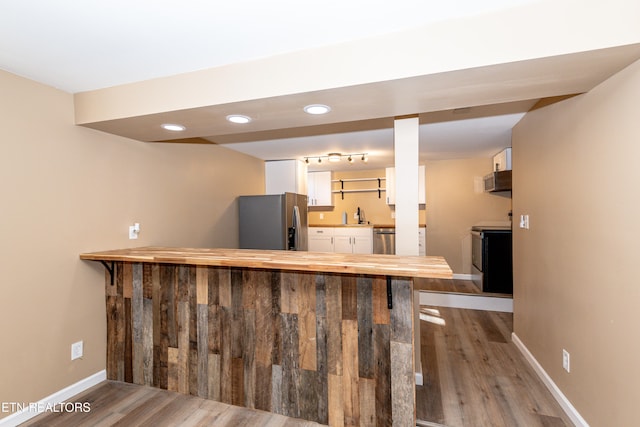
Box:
142;296;154;386
105;296;121;380
315;275;329;425
219;306;232;404
123;263;133;298
243;308;256;408
142;263;154;299
280;312;300;419
391;341;415;427
218;268;231;308
196;266;208;305
208;353;221;401
373;324;392;426
325;275;343;377
101;262;416;426
328;373;345;427
298;272;317;371
124;297;133;383
280;271;298;314
132;263;143;385
390;279;413;344
167;347;179;392
177;301;190;395
197;304;209;398
357;276;374;379
231;357;244;407
372;277;390;325
299;369;320;422
358;378;376;426
341;319;360;426
242;269;257;310
341;275;357;321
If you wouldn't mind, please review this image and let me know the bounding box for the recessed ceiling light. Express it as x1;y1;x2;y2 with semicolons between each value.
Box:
304;104;331;115
226;114;252;124
161;123;186;131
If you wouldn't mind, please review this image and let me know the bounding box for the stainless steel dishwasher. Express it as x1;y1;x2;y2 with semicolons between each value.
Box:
373;228;395;254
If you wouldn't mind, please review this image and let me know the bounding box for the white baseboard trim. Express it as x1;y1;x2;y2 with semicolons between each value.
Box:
452;273;473;281
419;291;513;313
0;370;106;427
511;333;589;427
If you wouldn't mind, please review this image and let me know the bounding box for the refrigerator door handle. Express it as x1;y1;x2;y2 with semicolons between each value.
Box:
292;205;301;250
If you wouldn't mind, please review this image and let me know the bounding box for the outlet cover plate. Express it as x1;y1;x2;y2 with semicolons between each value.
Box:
71;341;83;360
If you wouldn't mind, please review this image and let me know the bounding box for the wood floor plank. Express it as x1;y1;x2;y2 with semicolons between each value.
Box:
22;381;326;427
416;319;444;422
416;305;574;427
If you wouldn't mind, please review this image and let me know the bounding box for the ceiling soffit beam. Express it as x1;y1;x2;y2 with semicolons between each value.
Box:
77;45;640;143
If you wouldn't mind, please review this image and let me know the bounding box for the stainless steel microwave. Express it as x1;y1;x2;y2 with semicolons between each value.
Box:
484;170;512;192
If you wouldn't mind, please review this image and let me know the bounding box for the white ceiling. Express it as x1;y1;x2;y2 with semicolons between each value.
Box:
1;0;637;171
0;0;539;93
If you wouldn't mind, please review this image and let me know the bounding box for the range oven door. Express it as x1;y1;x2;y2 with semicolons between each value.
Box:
471;230;483;288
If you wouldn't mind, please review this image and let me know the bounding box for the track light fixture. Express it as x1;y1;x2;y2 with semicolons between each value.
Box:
303;153;369;165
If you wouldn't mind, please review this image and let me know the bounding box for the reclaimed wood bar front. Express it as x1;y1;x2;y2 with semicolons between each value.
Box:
80;247;452;426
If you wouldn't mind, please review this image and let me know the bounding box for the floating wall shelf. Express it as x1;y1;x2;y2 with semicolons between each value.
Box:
331;177;386;199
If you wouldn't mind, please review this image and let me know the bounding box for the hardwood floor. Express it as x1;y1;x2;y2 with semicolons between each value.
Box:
416;306;573;427
21;381;324;427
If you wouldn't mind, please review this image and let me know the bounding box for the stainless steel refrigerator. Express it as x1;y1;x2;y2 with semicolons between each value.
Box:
238;193;308;250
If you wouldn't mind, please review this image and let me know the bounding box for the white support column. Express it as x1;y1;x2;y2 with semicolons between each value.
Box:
393;116;420;256
393;116;422;386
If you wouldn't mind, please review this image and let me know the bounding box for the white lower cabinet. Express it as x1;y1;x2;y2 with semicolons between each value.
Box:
308;227;373;254
333;227;373;254
308;227;335;252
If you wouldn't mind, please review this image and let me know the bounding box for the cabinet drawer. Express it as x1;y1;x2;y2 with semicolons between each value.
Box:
333;227;372;238
309;227;334;236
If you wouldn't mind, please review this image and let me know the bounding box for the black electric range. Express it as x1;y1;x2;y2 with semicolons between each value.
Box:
471;225;513;294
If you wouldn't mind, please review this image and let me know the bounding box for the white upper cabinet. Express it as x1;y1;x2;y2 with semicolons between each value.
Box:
493;148;512;171
307;171;333;206
265;160;308;195
385;165;426;205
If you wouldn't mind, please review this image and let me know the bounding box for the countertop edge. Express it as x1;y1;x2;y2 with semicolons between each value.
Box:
80;247;452;279
309;224;427;228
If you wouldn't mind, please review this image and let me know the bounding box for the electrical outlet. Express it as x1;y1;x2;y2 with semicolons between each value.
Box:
71;341;84;360
129;222;140;239
519;214;530;229
562;349;570;373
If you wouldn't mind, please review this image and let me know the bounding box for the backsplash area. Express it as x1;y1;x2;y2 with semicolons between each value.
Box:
307;168;426;226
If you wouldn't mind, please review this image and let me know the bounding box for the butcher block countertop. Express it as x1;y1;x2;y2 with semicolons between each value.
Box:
80;246;452;279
